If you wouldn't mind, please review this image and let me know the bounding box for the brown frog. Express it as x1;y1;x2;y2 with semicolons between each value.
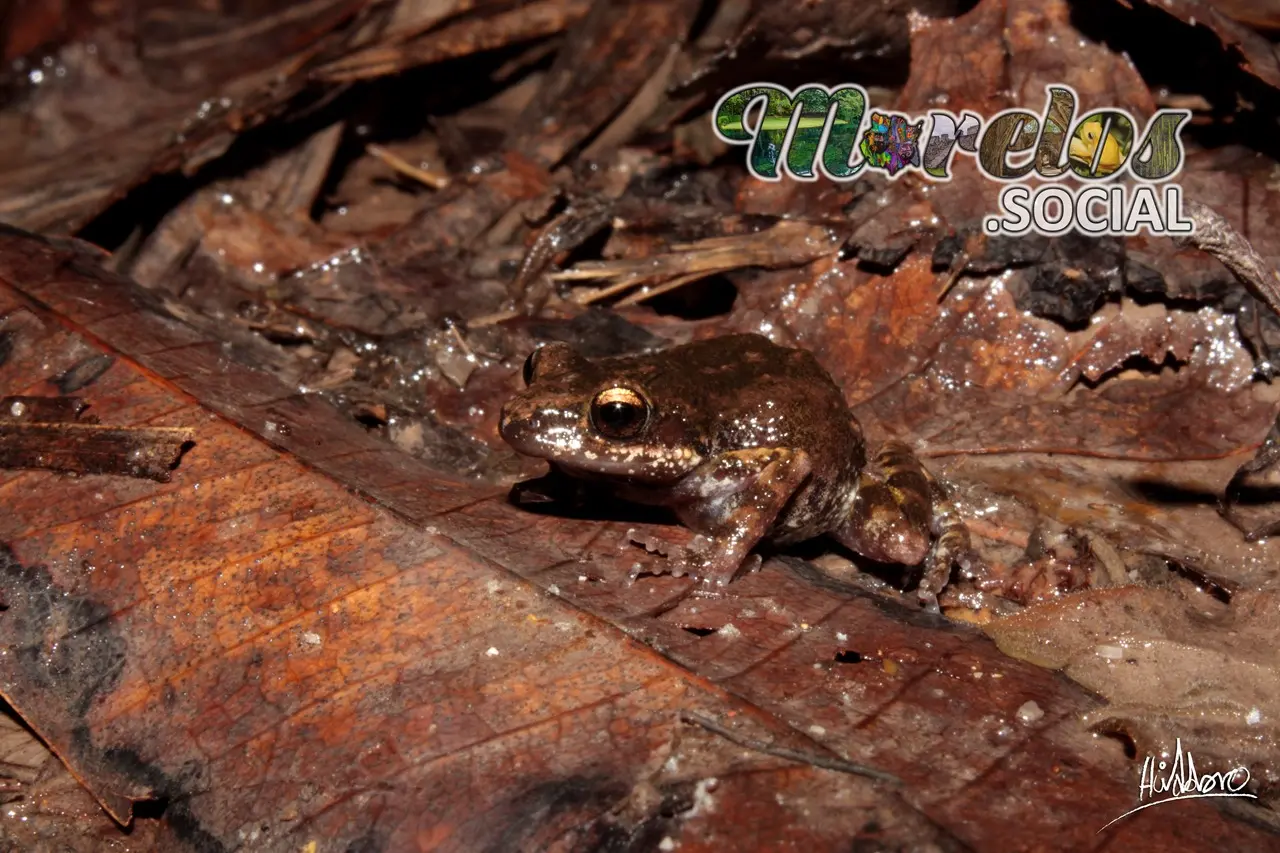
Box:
499;333;973;606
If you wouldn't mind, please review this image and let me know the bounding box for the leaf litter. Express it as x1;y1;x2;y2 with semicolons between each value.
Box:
2;0;1280;848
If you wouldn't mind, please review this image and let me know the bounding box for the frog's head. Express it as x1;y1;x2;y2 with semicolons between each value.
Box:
499;342;707;485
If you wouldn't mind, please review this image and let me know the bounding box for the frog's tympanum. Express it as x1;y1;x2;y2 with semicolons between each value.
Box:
499;333;973;605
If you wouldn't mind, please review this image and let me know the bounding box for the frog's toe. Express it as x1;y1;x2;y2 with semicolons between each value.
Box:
917;524;974;602
917;587;941;612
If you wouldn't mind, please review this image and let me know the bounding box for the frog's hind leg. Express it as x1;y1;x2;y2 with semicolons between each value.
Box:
834;440;933;566
917;488;975;609
834;440;973;608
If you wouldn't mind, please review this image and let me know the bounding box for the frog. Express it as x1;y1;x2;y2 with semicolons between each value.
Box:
498;332;974;606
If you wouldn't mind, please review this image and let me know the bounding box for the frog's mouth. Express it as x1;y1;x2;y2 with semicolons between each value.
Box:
547;444;703;485
500;397;704;484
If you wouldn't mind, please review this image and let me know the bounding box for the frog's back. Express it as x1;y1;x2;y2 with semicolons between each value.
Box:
620;333;838;396
641;333;859;461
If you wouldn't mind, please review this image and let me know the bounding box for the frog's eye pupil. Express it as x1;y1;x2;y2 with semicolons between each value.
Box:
522;349;541;386
600;402;637;430
591;387;649;439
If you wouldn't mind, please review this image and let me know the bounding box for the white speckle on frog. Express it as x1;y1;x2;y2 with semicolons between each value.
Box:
658;838;675;851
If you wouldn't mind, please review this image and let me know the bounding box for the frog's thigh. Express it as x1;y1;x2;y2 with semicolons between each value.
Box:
834;441;932;566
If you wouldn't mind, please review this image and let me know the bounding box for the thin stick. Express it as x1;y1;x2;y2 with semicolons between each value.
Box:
446;323;474;359
1174;201;1280;318
937;250;970;302
678;711;903;785
548;266;618;281
366;144;450;190
617;271;715;306
465;308;520;328
573;275;646;305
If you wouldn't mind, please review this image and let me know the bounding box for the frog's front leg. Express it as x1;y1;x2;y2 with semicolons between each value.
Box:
658;447;813;588
834;440;973;607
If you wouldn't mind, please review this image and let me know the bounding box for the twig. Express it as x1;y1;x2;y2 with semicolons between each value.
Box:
365;144;450;189
936;250;970;302
616;271;712;306
573;275;646;305
465;308;520;328
1174;201;1280;318
678;711;903;785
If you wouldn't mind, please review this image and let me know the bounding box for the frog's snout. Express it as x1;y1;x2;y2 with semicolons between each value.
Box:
498;400;521;443
498;396;542;453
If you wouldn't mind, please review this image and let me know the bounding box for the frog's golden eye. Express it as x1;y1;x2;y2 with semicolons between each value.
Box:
522;348;543;386
590;387;649;439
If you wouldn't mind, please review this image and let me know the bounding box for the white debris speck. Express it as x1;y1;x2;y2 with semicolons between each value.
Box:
547;584;560;596
1096;644;1124;660
718;623;741;638
659;838;675;851
835;632;848;642
689;778;718;816
486;579;502;594
1247;707;1263;726
1016;700;1044;724
301;631;321;647
485;647;500;657
578;575;588;582
808;725;826;736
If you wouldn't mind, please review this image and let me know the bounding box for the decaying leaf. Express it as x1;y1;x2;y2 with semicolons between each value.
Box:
985;586;1280;799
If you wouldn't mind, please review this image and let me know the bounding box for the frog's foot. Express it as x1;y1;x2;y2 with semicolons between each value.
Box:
623;531;764;586
917;495;977;609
